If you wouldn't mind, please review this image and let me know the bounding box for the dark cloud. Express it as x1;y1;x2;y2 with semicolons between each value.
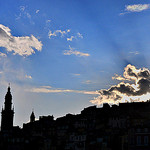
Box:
91;64;150;105
138;70;150;79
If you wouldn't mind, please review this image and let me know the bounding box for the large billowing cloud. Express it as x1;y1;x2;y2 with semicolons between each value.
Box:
0;24;42;56
91;64;150;105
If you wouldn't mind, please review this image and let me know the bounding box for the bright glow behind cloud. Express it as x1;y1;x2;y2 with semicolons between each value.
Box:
0;24;42;56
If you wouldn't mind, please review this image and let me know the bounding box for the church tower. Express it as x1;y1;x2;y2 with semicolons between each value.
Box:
30;111;35;123
1;86;14;131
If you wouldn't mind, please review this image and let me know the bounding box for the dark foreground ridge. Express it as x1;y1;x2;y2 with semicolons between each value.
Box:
1;87;150;150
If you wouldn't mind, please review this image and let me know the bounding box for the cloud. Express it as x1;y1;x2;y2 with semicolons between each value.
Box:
67;29;71;32
67;32;83;42
120;4;150;15
0;52;7;57
48;28;82;42
16;6;34;24
27;86;98;95
63;45;90;57
46;20;51;23
126;4;150;12
77;32;83;39
72;73;81;76
82;80;93;84
0;24;42;56
129;51;139;55
48;29;70;39
40;85;52;88
112;74;129;81
25;75;32;79
48;31;57;38
16;6;28;20
36;10;40;14
91;64;150;105
20;6;25;12
26;13;31;19
67;36;75;41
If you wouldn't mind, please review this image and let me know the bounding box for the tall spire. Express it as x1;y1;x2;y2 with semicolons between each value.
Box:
30;110;35;123
4;85;12;111
1;86;14;131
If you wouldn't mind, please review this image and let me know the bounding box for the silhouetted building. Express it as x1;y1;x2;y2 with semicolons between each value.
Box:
30;111;35;123
1;86;14;131
1;86;150;150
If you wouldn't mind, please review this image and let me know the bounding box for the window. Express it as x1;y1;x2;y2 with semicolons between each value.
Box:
130;137;134;145
137;136;141;145
144;136;149;145
137;128;141;133
144;128;148;133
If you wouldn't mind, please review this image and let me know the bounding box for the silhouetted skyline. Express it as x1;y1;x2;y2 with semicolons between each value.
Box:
1;87;150;150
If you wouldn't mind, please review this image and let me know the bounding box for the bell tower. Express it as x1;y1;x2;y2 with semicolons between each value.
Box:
1;86;14;131
30;111;35;123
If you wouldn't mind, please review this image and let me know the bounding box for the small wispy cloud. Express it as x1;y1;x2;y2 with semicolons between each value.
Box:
0;24;42;56
82;80;93;84
46;20;51;23
77;32;83;39
67;32;83;42
20;6;25;12
26;13;31;19
48;31;57;38
63;45;90;57
72;73;81;76
27;86;99;95
48;29;70;39
16;6;30;19
120;4;150;15
36;10;40;14
40;85;52;89
0;52;7;57
129;51;139;55
16;6;34;24
25;75;32;79
67;36;75;41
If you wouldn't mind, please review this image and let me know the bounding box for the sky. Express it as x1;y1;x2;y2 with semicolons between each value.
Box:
0;0;150;127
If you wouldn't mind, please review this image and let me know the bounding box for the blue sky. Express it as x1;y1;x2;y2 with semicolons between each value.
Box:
0;0;150;126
